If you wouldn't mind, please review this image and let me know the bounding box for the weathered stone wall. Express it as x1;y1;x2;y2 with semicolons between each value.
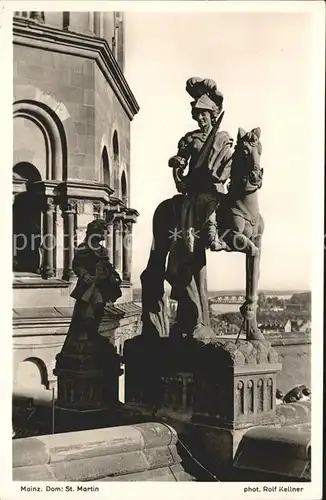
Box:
14;13;121;68
14;45;130;183
12;423;193;481
267;334;311;393
95;67;131;195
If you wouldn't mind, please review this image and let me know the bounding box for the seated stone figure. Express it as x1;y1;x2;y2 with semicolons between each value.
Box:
168;77;233;251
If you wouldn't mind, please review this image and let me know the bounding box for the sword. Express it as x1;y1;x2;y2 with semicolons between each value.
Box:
193;110;225;170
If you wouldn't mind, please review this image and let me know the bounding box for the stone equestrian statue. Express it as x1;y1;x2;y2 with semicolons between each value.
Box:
141;77;265;342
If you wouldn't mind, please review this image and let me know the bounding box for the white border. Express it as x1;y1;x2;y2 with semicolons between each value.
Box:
1;1;324;499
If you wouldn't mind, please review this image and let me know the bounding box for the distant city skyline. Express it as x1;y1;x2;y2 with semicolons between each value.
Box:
125;10;315;291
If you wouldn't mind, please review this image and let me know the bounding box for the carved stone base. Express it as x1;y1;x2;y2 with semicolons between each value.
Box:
124;335;282;473
54;333;122;431
53;407;120;433
124;337;281;415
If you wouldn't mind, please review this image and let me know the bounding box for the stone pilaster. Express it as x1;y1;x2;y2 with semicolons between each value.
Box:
113;217;123;275
122;220;132;281
62;199;76;281
41;197;56;279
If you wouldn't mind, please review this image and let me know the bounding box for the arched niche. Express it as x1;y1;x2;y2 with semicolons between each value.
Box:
14;115;48;179
101;146;111;186
16;357;48;390
12;162;44;273
13;162;42;183
121;170;128;206
13;100;67;180
112;130;120;193
112;130;119;164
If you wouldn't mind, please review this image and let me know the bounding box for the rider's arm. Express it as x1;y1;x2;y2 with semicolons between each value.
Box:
168;134;192;169
168;134;192;193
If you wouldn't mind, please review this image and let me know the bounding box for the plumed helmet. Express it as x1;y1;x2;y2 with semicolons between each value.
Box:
186;77;224;111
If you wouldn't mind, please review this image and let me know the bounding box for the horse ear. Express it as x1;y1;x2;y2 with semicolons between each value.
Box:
252;127;261;139
237;128;246;140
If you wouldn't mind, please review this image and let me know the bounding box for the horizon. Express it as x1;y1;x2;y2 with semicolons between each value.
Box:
132;287;311;294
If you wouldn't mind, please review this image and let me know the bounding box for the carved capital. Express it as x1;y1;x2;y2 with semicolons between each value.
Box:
123;220;133;233
113;218;123;231
66;199;78;213
45;197;56;212
93;201;103;217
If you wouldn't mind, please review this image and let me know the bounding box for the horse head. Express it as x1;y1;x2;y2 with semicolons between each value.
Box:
231;127;263;193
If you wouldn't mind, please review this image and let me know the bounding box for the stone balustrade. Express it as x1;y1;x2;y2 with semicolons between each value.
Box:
233;426;311;481
14;12;45;22
12;422;193;481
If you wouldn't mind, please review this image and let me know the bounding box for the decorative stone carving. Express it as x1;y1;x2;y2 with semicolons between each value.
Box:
93;201;103;218
124;336;281;431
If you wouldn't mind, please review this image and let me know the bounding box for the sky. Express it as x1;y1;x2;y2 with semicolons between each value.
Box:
124;10;315;291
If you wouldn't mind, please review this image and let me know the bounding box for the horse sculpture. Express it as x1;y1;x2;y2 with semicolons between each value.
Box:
140;126;265;342
217;126;265;341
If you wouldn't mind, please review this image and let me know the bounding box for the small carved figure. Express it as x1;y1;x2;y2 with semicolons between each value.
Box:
64;219;122;346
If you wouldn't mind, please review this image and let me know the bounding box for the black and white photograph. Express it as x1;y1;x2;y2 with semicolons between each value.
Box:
0;1;324;498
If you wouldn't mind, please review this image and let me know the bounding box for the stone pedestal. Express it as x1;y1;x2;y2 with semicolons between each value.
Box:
123;336;282;476
54;334;122;432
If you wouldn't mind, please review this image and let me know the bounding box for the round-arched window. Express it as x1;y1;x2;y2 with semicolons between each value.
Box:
16;358;48;390
101;146;110;186
121;170;127;206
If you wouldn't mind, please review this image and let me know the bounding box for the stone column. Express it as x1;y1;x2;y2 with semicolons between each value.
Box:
122;221;132;281
106;221;114;263
103;12;114;47
114;217;123;275
88;12;94;33
93;12;100;36
42;198;55;279
62;200;76;281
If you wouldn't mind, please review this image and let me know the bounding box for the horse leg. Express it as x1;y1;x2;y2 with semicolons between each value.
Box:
140;198;176;337
240;226;266;342
220;216;259;256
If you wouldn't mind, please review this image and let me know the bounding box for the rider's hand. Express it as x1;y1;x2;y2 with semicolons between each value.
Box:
176;180;187;194
83;273;94;285
168;155;187;170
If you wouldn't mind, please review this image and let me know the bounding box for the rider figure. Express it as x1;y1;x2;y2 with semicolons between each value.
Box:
168;77;233;251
